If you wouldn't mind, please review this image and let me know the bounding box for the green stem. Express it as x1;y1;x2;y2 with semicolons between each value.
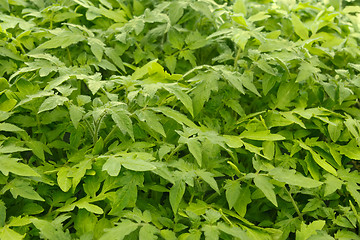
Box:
233;46;242;70
84;119;95;141
103;125;117;145
165;144;184;162
285;186;304;221
67;47;73;65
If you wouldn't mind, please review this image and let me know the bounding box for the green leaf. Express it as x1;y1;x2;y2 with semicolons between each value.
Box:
191;72;219;114
102;156;122;176
269;168;322;188
275;81;299;110
296;62;320;83
291;13;309;40
38;95;68;114
121;156;156;172
137;109;166;137
105;48;126;72
240;130;285;141
139;224;159;240
0;201;5;228
253;175;277;207
202;225;220;240
69;104;84;129
1;179;44;201
57;167;72;192
170;180;185;214
88;37;105;62
346;182;360;208
241;70;261;97
217;223;250;240
338;144;360;160
324;174;343;196
76;199;103;214
110;109;134;140
26;140;46;161
233;186;251;217
225;180;241;209
38;31;85;49
168;28;184;50
196;170;220;194
109;180;138;215
296;220;325;240
0;156;39;177
0;226;25;240
163;84;194;116
165;55;177;74
151;106;198;129
186;138;202;166
68;159;92;189
233;0;247;15
256;59;276;76
32;217;71;240
0;123;24;132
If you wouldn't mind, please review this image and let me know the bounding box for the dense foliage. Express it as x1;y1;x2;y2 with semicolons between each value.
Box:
1;0;360;239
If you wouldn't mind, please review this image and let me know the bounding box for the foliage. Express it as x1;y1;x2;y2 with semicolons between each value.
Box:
1;0;360;239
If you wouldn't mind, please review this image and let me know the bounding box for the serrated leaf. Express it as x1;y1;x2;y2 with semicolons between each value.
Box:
111;109;134;140
338;144;360;160
254;175;278;207
170;180;185;214
256;59;276;75
296;220;325;240
269;167;322;188
151;106;198;129
168;28;183;50
346;182;360;208
0;156;39;177
296;61;320;83
38;31;85;49
241;70;261;96
196;170;220;194
2;179;44;201
139;224;159;240
165;55;177;74
38;95;68;114
137;109;166;137
105;48;126;72
163;84;194;116
324;174;343;196
202;225;220;240
32;218;71;240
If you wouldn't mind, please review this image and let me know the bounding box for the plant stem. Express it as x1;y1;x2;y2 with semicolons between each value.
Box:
103;125;117;145
233;45;242;70
285;186;304;221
